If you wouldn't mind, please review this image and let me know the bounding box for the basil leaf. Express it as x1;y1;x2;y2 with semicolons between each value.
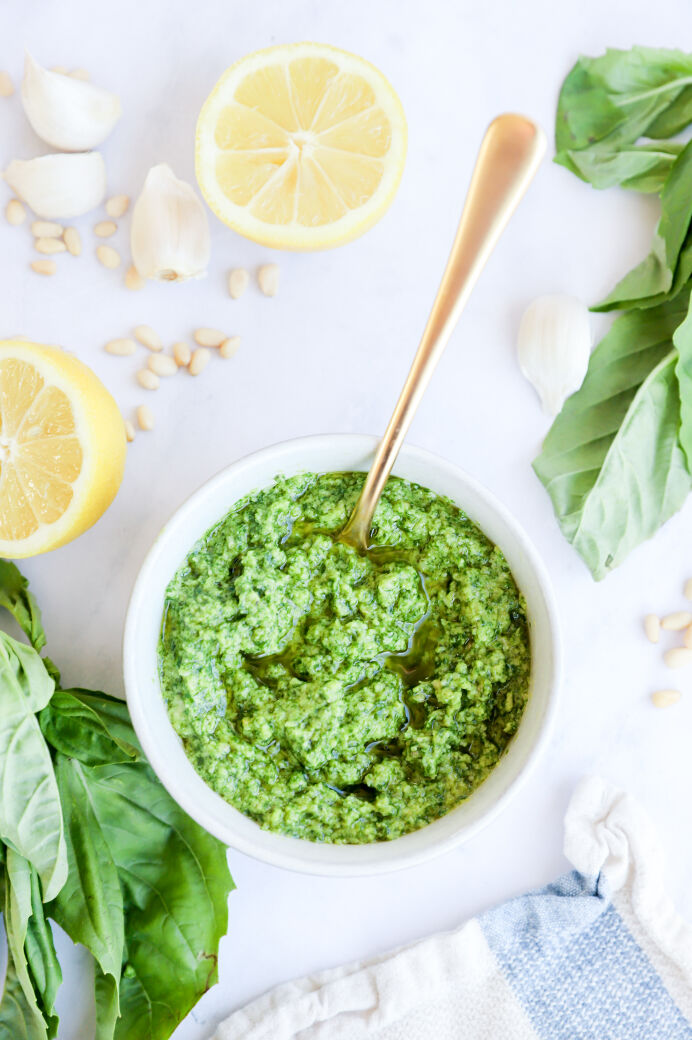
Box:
557;142;681;193
40;690;139;766
0;958;48;1040
0;635;66;901
555;47;692;159
48;756;124;1040
24;868;61;1037
0;562;45;652
594;141;692;310
674;292;692;470
534;296;692;578
79;760;232;1040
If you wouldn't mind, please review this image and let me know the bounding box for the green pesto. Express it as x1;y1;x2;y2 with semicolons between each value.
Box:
159;472;531;844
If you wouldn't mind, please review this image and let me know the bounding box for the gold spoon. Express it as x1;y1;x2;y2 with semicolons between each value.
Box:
340;114;546;551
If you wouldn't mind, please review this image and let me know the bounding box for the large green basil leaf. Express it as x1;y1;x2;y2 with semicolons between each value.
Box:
557;142;681;193
0;635;66;901
594;141;692;311
40;690;139;766
0;562;45;652
555;47;692;164
0;959;47;1040
24;867;61;1036
78;760;232;1040
674;292;692;470
534;296;692;579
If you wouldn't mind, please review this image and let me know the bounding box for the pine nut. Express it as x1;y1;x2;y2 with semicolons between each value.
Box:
125;265;144;291
136;369;160;390
63;227;82;256
36;237;66;255
219;336;241;359
173;341;191;367
137;405;155;431
664;647;692;669
257;263;279;297
189;347;211;376
685;625;692;650
31;220;63;238
228;267;249;299
30;260;57;276
644;614;660;644
148;354;177;377
651;689;682;709
134;325;162;351
105;338;136;356
194;328;226;348
94;220;117;238
96;245;121;269
662;611;692;631
50;65;69;75
70;68;90;81
124;420;136;443
106;195;130;219
6;199;26;226
685;578;692;601
0;71;14;98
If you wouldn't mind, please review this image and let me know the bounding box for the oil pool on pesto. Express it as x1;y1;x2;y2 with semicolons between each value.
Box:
159;472;531;844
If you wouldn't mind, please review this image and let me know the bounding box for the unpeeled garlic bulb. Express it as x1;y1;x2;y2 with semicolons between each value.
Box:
517;294;591;417
3;152;106;218
22;53;121;151
130;163;210;281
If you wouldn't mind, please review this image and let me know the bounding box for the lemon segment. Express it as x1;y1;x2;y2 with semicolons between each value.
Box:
195;43;407;250
0;340;126;558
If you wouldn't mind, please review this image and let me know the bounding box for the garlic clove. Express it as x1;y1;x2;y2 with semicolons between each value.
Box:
3;152;106;219
130;163;210;282
21;52;121;152
517;294;591;417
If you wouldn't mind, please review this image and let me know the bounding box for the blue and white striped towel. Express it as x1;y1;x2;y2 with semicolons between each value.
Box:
213;778;692;1039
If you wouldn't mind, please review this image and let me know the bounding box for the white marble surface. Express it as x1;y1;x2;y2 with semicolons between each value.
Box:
2;0;691;1036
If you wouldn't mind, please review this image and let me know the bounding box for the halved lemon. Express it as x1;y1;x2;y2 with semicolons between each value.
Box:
195;42;407;250
0;340;126;558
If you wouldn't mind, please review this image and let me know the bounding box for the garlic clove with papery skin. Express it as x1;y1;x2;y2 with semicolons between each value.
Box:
21;52;121;152
130;163;210;282
3;152;106;219
517;294;591;417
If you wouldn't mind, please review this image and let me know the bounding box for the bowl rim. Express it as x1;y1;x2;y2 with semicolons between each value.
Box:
123;432;561;875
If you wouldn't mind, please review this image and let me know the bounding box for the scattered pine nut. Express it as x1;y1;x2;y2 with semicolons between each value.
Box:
136;369;160;390
105;338;136;356
0;72;14;98
133;324;162;351
125;265;144;291
124;420;136;443
228;267;249;299
173;342;192;367
106;195;130;219
96;245;121;269
137;405;155;431
63;227;81;256
189;347;211;376
685;578;692;601
685;625;692;650
219;336;241;359
30;259;56;276
32;220;63;238
194;327;226;348
644;614;660;644
651;689;682;709
36;237;66;255
94;220;117;238
664;647;692;669
661;611;692;631
5;199;26;226
70;68;90;81
257;263;279;297
148;354;177;377
50;65;69;75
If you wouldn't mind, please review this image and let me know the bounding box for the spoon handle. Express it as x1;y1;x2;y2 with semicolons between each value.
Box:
341;114;546;549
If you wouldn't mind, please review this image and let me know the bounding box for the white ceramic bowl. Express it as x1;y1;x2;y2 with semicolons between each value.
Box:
124;434;560;875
